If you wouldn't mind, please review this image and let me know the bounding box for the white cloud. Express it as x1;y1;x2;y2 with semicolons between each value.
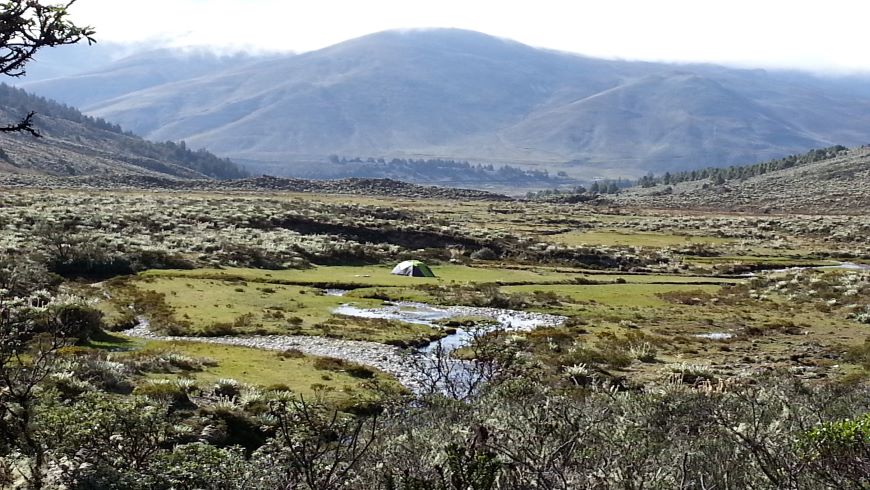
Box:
69;0;870;73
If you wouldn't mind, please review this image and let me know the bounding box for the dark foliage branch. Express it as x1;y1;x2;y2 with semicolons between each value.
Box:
0;0;94;136
0;0;95;77
0;109;39;136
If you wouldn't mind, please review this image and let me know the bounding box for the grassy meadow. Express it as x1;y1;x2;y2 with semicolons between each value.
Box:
4;187;870;390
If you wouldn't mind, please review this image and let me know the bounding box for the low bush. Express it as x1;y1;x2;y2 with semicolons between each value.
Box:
47;303;105;341
134;381;194;409
345;364;377;379
121;350;213;374
313;357;348;372
470;247;498;260
277;349;305;359
200;322;237;337
845;338;870;370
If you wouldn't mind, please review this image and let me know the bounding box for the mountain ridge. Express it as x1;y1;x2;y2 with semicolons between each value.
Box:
0;83;247;179
18;28;870;179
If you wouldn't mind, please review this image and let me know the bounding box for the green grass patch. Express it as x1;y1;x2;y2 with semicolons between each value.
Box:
142;264;576;288
685;255;837;267
131;339;398;399
129;276;443;344
502;283;723;308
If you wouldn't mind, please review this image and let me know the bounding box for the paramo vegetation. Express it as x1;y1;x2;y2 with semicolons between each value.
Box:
1;3;870;487
2;185;870;488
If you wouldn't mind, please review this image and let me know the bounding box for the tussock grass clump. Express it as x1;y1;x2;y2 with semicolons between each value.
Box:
121;350;215;374
277;348;305;359
134;380;195;408
313;357;378;379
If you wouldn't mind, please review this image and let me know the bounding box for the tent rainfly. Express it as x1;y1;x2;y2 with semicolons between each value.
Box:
391;260;436;277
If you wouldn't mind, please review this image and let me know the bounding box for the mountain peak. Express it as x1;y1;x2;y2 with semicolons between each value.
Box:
16;31;870;181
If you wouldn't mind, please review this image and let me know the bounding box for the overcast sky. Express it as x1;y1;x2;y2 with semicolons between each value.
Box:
69;0;870;73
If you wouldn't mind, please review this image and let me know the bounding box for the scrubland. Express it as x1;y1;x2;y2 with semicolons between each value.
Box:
3;186;870;488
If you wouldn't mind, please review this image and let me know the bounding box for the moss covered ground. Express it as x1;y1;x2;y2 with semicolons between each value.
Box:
85;334;397;402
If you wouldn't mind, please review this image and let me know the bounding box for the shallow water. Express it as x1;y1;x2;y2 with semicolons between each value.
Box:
747;262;870;277
126;299;563;391
820;262;870;271
333;303;453;325
695;332;734;340
332;301;564;353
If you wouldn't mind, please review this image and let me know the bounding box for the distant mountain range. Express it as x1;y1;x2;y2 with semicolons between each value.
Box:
17;29;870;179
0;84;246;179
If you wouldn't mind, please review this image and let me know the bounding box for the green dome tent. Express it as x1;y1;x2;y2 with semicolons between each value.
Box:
391;260;436;277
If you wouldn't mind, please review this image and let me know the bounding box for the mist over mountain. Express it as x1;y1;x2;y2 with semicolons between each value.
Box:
19;29;870;179
16;42;135;82
21;47;268;109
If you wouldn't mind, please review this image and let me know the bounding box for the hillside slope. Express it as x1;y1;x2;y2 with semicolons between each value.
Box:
19;29;870;179
0;84;247;179
616;146;870;214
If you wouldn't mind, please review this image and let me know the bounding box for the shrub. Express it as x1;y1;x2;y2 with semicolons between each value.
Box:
106;311;138;331
800;413;870;485
845;338;870;370
121;351;211;374
313;357;347;372
286;316;304;326
200;322;237;337
71;358;134;394
277;349;305;359
213;378;243;398
49;303;105;341
134;381;194;409
129;249;194;272
201;406;269;453
0;256;62;297
346;364;376;379
264;383;294;392
470;247;498;260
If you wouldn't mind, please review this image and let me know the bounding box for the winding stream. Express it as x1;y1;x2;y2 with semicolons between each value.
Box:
121;263;868;389
750;261;870;276
123;297;565;390
334;300;564;352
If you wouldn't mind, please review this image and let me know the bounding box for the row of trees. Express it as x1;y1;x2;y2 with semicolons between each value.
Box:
326;156;561;183
0;83;247;179
0;83;123;134
638;145;850;188
526;179;631;200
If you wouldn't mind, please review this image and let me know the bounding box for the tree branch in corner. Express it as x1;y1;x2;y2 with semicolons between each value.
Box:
0;112;41;137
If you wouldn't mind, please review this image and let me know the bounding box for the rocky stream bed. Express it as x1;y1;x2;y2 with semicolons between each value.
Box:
123;299;565;390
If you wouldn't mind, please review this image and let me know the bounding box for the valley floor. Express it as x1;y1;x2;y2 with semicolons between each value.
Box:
3;183;870;488
3;186;868;390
